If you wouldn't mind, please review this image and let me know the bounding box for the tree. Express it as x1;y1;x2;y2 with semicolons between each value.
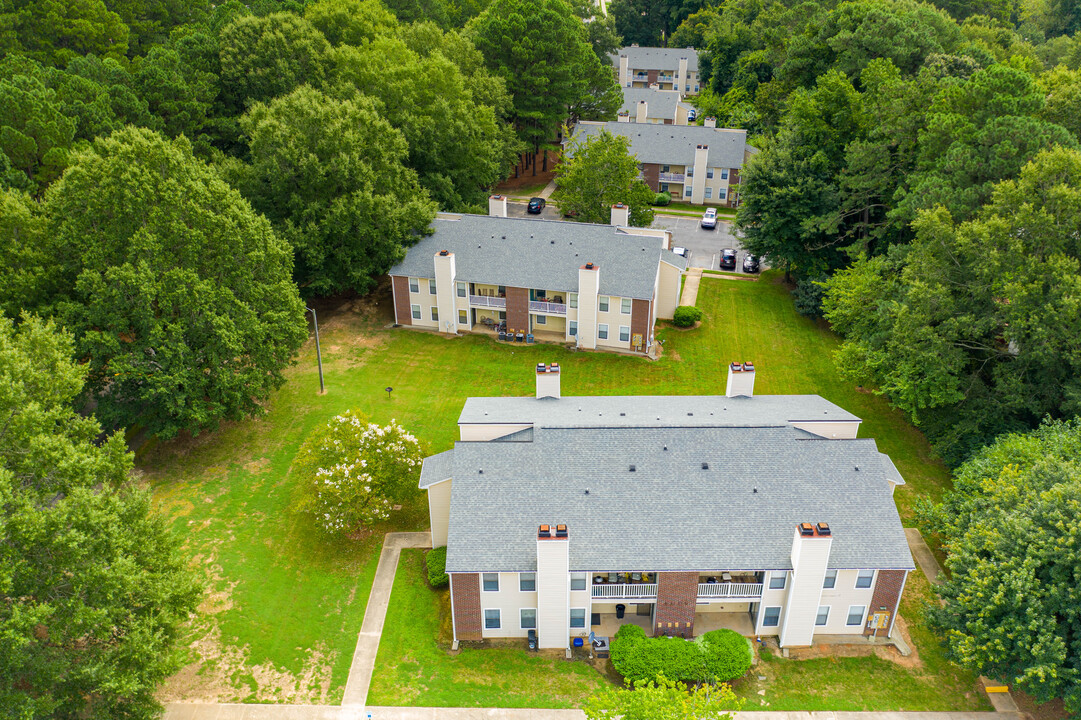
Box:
609;0;707;48
133;44;219;139
584;675;740;720
0;58;78;191
554;130;655;226
239;85;437;296
0;189;48;317
0;314;200;719
293;411;423;536
1038;64;1081;142
102;0;210;55
919;418;1081;714
37;127;308;439
0;0;130;67
305;0;399;47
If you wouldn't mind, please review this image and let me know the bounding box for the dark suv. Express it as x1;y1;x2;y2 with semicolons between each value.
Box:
720;248;737;270
527;197;546;214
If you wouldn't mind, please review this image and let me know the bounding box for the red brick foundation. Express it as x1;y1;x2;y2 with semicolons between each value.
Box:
655;572;698;637
451;573;482;641
864;569;907;636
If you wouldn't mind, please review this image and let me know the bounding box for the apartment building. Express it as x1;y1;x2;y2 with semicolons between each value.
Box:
618;87;694;125
567;120;758;206
419;363;914;651
611;45;700;94
387;198;685;354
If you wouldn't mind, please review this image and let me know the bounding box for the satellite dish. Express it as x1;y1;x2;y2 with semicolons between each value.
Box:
588;631;596;645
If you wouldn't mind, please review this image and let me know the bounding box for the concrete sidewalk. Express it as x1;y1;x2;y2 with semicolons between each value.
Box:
680;267;702;306
905;528;945;586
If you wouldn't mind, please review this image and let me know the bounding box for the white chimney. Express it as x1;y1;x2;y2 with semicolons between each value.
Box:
704;116;717;128
725;361;755;397
536;363;561;399
610;203;630;226
636;100;648;124
617;111;631;123
488;194;508;217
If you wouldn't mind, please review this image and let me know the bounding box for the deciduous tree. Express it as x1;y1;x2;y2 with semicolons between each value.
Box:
554;129;655;226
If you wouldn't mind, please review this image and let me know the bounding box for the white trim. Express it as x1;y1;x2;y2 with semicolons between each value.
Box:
762;605;782;627
448;573;459;642
482;573;499;592
484;607;501;630
519;572;536;592
823;569;837;588
520;607;537;630
815;605;830;626
846;604;866;627
569;607;587;629
855;569;875;589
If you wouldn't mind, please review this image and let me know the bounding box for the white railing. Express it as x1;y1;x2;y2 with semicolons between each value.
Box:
658;75;674;83
659;172;685;183
697;582;763;598
529;300;567;315
469;295;506;309
591;583;658;599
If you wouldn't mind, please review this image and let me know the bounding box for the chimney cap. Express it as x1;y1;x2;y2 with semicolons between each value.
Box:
799;522;815;536
612;202;625;208
538;524;550;538
489;194;503;199
816;522;831;536
438;249;450;256
555;524;567;537
583;262;596;270
743;361;755;371
730;362;743;372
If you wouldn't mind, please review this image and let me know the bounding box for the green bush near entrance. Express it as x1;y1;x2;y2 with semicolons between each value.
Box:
425;546;448;588
610;624;752;684
672;305;704;327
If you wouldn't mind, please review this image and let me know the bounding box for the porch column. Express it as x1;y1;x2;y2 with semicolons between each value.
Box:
654;571;697;637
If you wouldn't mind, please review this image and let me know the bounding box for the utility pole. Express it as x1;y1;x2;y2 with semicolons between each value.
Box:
307;307;325;394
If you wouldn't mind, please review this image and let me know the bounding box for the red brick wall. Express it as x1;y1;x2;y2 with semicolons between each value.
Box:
647;69;659;84
727;168;741;208
631;299;651;351
391;275;411;326
863;569;907;636
641;163;661;192
451;573;482;641
505;286;528;334
655;572;697;637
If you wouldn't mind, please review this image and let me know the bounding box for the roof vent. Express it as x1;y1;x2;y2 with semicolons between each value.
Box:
702;462;709;470
620;412;626;416
629;465;636;472
816;522;831;536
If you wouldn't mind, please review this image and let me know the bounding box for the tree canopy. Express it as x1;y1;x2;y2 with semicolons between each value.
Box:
553;130;656;226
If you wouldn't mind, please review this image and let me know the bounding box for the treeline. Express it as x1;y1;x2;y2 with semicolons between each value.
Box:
667;0;1081;466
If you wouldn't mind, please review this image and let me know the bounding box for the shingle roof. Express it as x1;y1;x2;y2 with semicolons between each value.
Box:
619;87;682;119
442;425;914;574
611;46;699;73
387;214;686;300
569;122;749;168
419;449;455;488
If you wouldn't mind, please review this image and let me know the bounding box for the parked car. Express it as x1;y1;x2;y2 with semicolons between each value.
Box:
687;108;697;122
742;254;760;273
673;246;692;263
700;208;717;229
720;248;737;270
527;197;546;214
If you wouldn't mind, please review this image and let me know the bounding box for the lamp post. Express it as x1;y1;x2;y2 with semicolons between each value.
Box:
307;307;325;394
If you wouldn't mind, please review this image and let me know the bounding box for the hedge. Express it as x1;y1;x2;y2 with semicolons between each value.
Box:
654;191;672;206
425;546;448;588
610;625;751;684
672;305;703;327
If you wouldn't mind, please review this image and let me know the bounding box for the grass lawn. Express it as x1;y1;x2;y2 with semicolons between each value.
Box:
368;549;613;706
147;271;957;703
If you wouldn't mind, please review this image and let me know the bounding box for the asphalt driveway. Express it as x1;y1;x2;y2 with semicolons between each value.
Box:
650;214;758;272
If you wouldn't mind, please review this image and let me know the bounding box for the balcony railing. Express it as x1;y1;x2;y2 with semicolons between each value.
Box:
591;583;658;599
659;172;685;183
697;582;763;599
658;75;674;83
529;300;567;315
469;295;506;309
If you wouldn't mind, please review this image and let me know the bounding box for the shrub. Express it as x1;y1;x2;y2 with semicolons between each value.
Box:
425;546;448;588
672;305;704;327
653;191;671;206
701;629;753;681
610;626;751;684
792;273;829;317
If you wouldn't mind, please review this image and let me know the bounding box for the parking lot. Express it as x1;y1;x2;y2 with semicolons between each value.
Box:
650;213;756;272
507;199;560;220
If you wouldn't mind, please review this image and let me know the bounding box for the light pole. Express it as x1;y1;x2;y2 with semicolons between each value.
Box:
307;307;325;394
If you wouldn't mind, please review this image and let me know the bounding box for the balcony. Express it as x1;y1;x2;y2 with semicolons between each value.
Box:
469;295;506;309
697;582;763;599
592;583;658;599
529;300;567;315
658;75;674;84
659;172;685;183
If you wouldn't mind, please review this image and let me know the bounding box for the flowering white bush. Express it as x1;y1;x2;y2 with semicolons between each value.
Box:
294;411;422;536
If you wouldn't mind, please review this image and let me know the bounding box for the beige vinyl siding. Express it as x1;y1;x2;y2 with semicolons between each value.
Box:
407;276;438;329
427;478;452;548
480;572;538;638
814;569;877;635
458;423;532;441
789;420;861;439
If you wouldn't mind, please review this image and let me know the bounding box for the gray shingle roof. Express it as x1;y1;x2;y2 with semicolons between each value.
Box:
611;46;699;73
419;449;455;488
569;122;749;169
442;425;913;574
458;394;861;428
387;214;686;300
619;87;683;119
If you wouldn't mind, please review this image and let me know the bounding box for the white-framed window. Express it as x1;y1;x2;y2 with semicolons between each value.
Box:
520;572;536;591
823;570;837;589
569;321;578;336
685;187;692;197
816;606;830;626
599;296;609;312
569;293;578;308
409;277;419;293
619;326;630;342
694;84;700;92
482;573;499;591
485;608;501;629
431;306;439;321
598;324;609;340
762;606;781;627
620;297;631;314
707;168;714;179
411;304;421;320
847;605;866;626
458;309;467;324
535;314;546;325
705;187;713;199
456;281;467;297
520;608;537;629
429;278;437;294
570;608;587;628
721;168;729;180
769;571;787;590
719;188;727;200
686;167;693;177
570;572;587;591
856;570;875;589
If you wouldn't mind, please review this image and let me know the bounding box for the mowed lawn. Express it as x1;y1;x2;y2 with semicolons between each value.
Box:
145;272;960;703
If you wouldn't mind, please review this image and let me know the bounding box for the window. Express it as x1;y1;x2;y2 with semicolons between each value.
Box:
569;321;577;336
686;167;693;177
570;572;586;591
569;293;578;309
598;324;609;340
706;168;714;179
856;570;874;589
721;168;729;180
694;85;700;92
570;608;586;628
660;183;669;193
847;605;865;626
719;188;727;200
662;165;670;173
411;304;421;320
769;571;787;590
429;279;437;294
409;278;419;293
456;281;467;297
705;187;713;199
816;606;830;626
431;306;439;321
498;285;506;295
458;309;467;324
485;609;501;629
520;608;537;629
686;84;691;91
823;570;837;589
599;296;609;312
535;314;546;325
762;606;781;627
685;187;692;197
620;297;632;314
520;573;536;592
619;326;630;342
482;573;499;591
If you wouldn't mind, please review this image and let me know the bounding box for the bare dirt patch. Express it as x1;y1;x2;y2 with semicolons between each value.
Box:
769;614;922;670
244;457;271;475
